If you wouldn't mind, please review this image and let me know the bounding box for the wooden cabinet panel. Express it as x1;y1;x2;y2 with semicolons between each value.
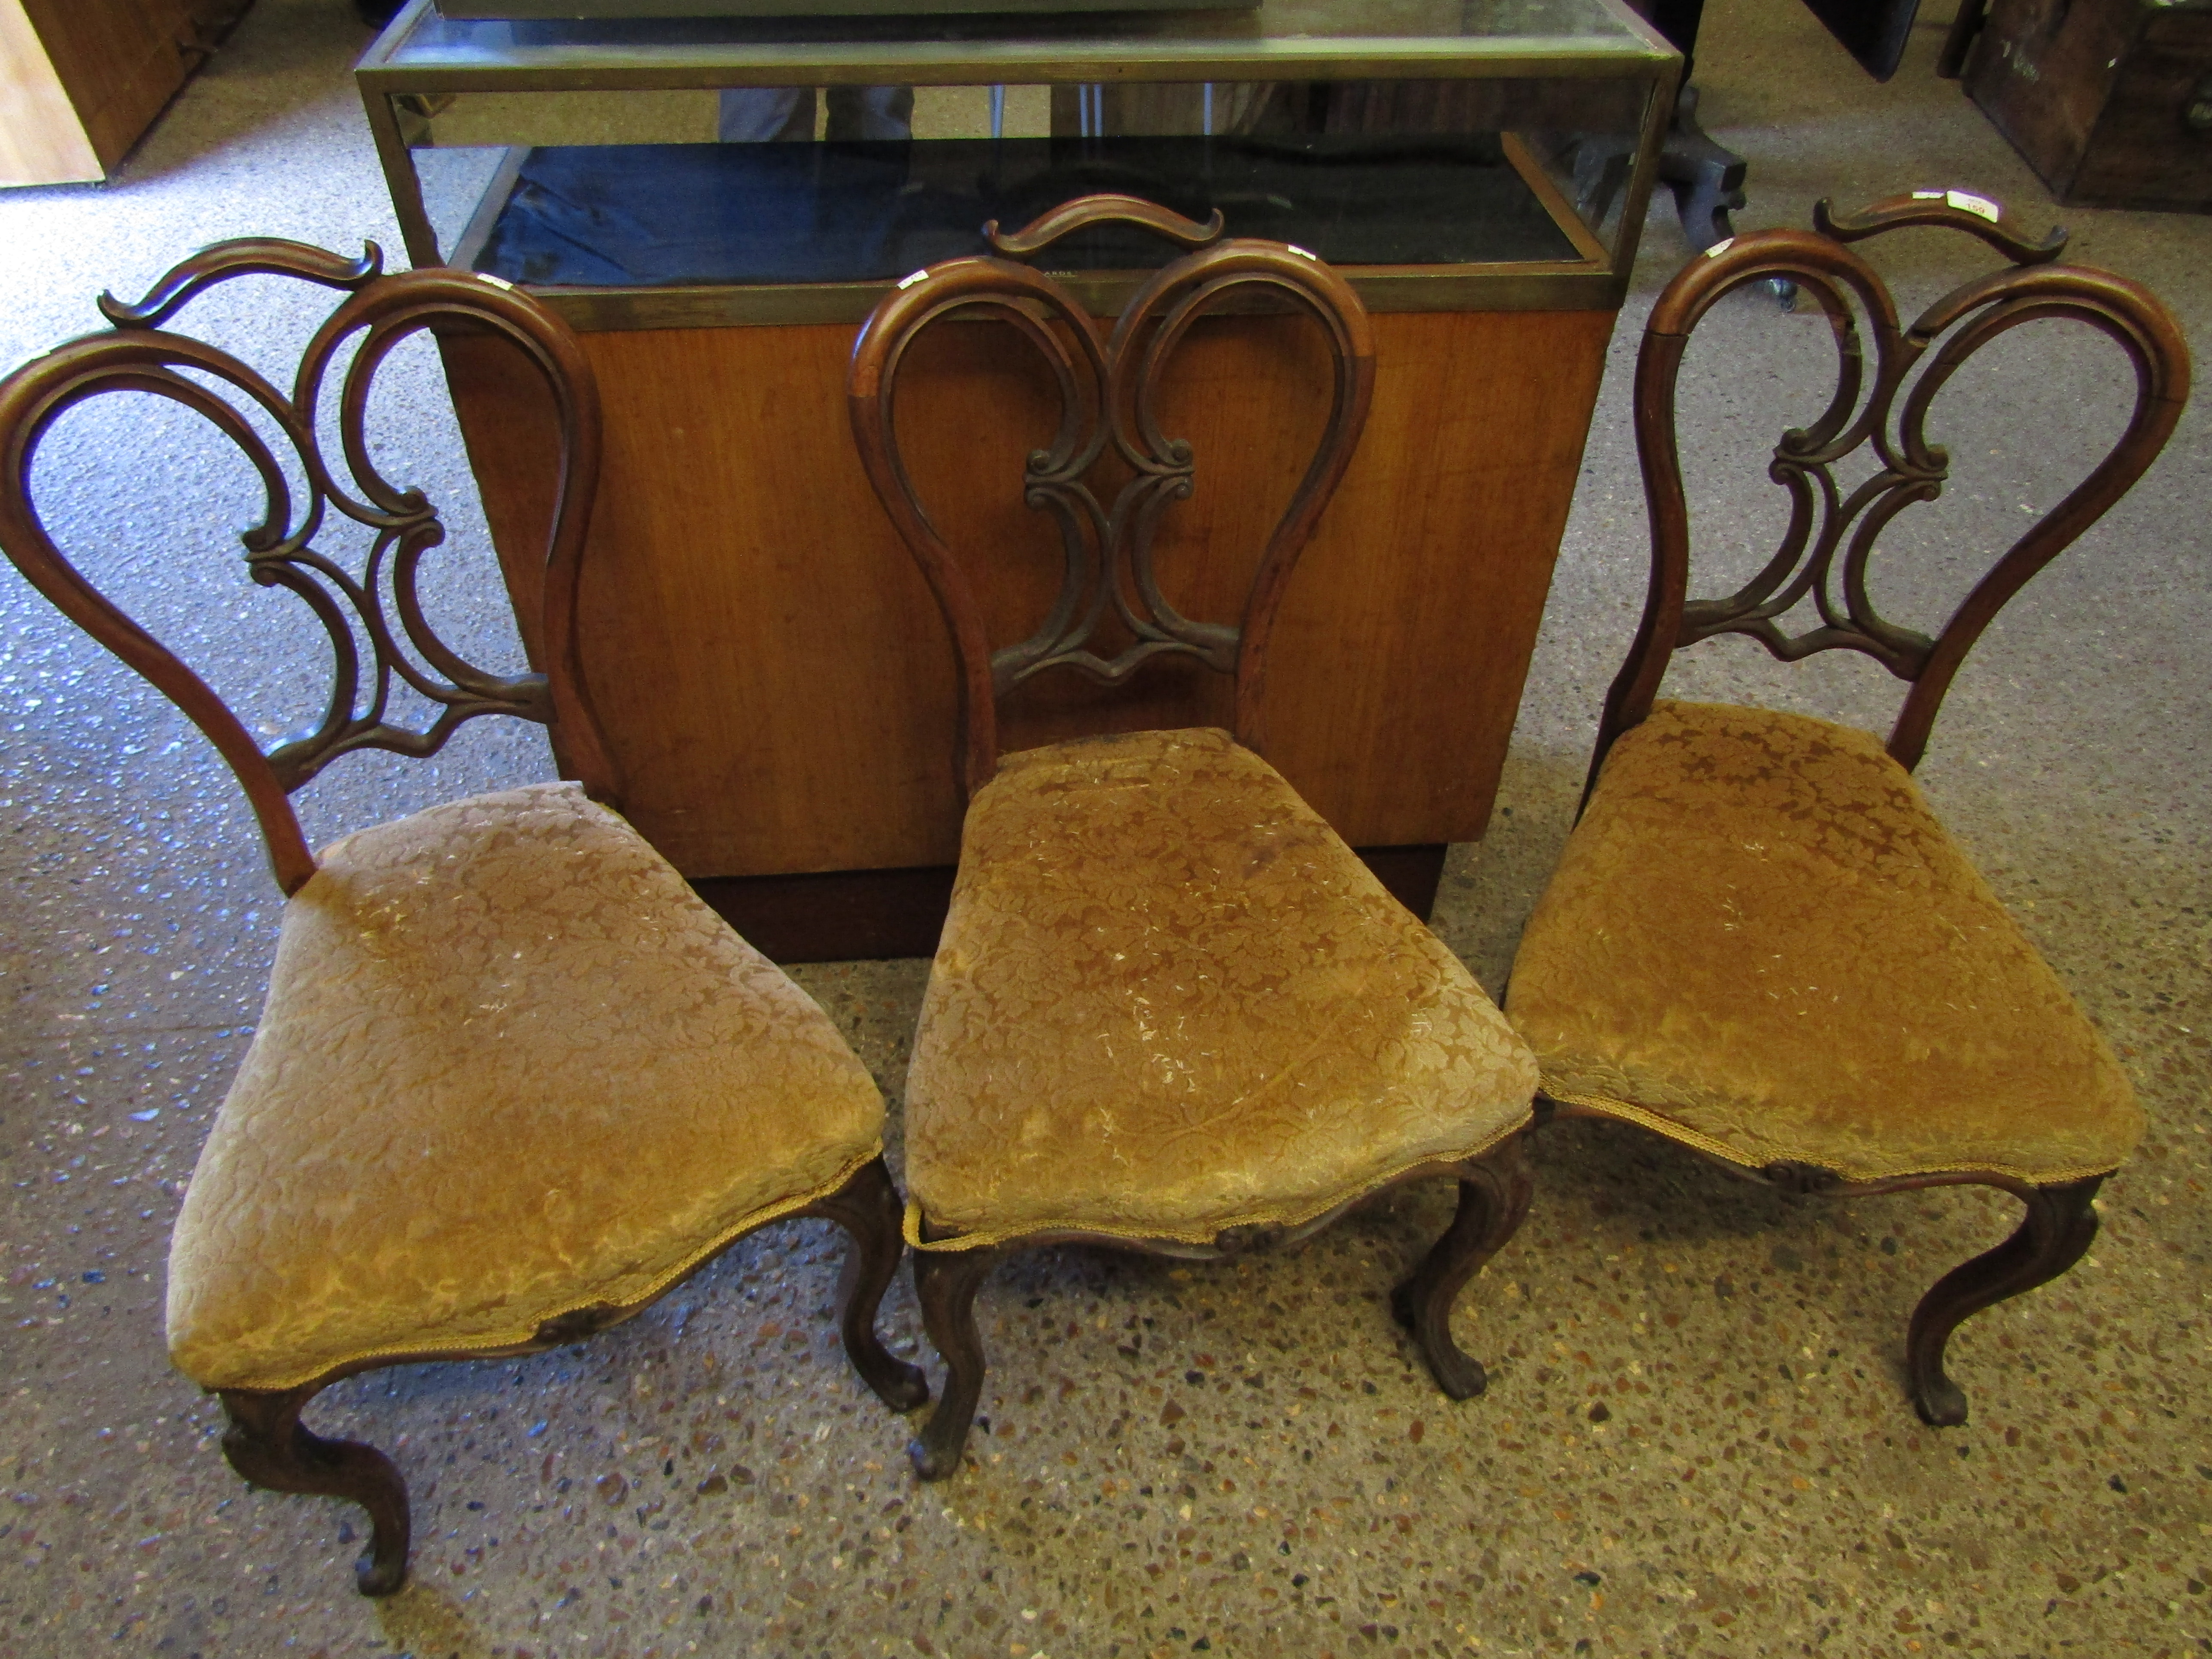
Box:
1966;0;2212;211
1;0;249;186
0;3;100;185
445;305;1611;880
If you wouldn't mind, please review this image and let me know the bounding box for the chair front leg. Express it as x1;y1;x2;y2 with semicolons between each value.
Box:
909;1244;1001;1480
807;1157;930;1411
1391;1134;1535;1400
220;1382;410;1597
1905;1174;2103;1427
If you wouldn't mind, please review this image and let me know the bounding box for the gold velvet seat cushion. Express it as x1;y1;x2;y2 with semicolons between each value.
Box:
904;728;1538;1246
1506;701;2142;1184
166;782;884;1393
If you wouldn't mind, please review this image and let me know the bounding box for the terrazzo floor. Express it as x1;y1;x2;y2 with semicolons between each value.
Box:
2;2;2209;1656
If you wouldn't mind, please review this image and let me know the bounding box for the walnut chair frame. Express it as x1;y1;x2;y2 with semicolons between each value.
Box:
0;241;924;1594
1525;193;2190;1425
851;195;1536;1481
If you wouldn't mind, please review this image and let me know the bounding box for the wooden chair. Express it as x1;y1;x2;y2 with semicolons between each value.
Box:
0;240;925;1595
1504;193;2191;1425
848;196;1541;1480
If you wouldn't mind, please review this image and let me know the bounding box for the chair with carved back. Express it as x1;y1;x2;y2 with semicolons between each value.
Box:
1504;193;2191;1424
848;195;1542;1480
0;240;926;1595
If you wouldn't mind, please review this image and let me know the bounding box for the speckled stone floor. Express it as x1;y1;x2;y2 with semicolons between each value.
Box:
2;3;2209;1657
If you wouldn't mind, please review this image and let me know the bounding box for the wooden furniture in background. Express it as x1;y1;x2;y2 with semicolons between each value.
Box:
1953;0;2212;212
0;240;926;1595
0;0;251;188
1504;194;2191;1427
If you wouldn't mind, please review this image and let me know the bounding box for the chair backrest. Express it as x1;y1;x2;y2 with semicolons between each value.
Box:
1592;190;2191;796
847;194;1376;801
0;238;609;896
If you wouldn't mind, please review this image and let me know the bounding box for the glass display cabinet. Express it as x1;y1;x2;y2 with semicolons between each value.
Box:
357;0;1679;958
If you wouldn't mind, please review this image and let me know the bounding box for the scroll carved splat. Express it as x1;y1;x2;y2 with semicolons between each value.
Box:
1606;192;2191;776
0;239;607;893
850;196;1375;796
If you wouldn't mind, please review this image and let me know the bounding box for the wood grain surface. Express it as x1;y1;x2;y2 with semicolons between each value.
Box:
445;305;1612;878
1;0;251;186
0;2;100;185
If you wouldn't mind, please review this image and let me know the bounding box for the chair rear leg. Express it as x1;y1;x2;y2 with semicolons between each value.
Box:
909;1245;999;1480
810;1157;929;1411
219;1382;410;1596
1905;1174;2103;1427
1391;1135;1534;1400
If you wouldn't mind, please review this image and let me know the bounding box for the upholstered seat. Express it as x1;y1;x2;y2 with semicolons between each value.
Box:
907;729;1537;1245
168;782;885;1393
1506;702;2142;1184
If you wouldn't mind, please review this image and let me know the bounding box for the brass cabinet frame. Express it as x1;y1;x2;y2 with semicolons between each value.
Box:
356;0;1679;328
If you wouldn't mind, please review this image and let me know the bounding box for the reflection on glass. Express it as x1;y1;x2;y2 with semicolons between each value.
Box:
415;146;513;258
381;0;1648;62
437;79;1643;286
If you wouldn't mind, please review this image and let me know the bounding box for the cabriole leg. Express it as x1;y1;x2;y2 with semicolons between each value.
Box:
219;1383;410;1597
1391;1136;1535;1401
1905;1175;2104;1427
909;1245;999;1481
811;1157;930;1411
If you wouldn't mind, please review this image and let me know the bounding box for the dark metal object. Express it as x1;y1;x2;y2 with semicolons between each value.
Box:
0;242;925;1593
1568;85;1777;297
1936;0;1987;78
1574;0;1750;260
1657;84;1747;252
1798;0;1923;81
1542;194;2191;1426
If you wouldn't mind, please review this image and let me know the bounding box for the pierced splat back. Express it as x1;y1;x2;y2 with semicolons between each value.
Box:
847;194;1376;800
1596;191;2191;796
0;240;609;894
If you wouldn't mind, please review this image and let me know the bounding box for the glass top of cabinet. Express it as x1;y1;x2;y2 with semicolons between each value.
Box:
367;0;1673;81
363;0;1675;319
